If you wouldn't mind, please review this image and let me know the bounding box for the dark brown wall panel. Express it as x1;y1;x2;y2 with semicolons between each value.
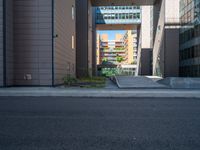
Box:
13;0;53;86
76;0;88;77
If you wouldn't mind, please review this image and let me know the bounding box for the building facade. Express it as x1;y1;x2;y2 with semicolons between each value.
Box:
76;0;96;77
0;0;76;87
123;30;136;64
152;0;180;77
91;0;156;6
136;6;153;76
179;0;200;77
132;30;138;63
96;33;100;65
95;6;141;30
1;0;198;87
96;6;141;24
98;34;126;65
97;32;136;66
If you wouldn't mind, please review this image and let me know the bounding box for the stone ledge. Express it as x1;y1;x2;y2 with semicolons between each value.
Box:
158;77;200;89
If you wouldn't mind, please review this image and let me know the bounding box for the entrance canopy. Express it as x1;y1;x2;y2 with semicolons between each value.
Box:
91;0;156;6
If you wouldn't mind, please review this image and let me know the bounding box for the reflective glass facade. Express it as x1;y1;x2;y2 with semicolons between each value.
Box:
95;6;141;24
180;0;200;77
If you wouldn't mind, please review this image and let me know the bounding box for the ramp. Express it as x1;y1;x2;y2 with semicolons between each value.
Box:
115;76;167;89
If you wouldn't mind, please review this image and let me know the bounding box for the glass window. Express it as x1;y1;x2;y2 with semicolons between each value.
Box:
126;14;129;19
72;5;75;20
72;36;75;49
111;14;115;19
119;13;122;19
122;14;125;19
115;14;118;19
136;13;140;19
129;14;133;19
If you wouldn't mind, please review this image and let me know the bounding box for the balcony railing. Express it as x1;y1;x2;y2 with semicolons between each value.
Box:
102;49;126;53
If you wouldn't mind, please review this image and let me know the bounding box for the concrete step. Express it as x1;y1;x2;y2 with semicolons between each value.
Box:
115;76;167;89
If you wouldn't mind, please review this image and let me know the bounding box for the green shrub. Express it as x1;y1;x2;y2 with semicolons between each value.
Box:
116;56;124;63
63;75;77;86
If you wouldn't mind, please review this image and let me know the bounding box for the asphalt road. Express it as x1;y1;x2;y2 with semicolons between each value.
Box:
0;97;200;150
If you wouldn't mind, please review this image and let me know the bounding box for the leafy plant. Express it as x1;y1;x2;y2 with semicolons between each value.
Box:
131;60;137;64
101;68;117;77
63;74;77;86
114;47;124;50
102;57;108;62
116;56;124;63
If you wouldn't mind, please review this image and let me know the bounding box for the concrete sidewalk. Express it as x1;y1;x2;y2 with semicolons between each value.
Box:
114;76;167;89
0;87;200;98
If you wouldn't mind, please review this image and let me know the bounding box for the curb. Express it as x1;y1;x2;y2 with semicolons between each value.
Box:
0;90;200;98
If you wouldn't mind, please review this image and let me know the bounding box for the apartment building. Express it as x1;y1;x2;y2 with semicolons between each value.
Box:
97;34;125;65
97;32;136;65
179;0;200;77
123;30;137;64
132;30;138;63
96;34;100;65
0;0;76;87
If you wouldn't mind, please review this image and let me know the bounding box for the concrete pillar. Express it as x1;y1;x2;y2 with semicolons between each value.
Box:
88;0;93;76
0;0;4;86
152;0;180;77
76;0;89;77
136;6;153;76
76;0;96;77
152;0;162;45
92;8;97;76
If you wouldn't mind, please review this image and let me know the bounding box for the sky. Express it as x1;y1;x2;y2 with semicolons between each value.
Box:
97;30;126;40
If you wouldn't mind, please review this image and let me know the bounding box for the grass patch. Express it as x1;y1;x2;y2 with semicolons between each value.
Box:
63;75;106;88
78;77;106;88
78;77;106;83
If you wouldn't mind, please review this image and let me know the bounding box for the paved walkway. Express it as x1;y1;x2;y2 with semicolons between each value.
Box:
0;87;200;98
115;76;167;89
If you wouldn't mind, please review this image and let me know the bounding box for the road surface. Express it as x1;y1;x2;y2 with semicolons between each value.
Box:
0;97;200;150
